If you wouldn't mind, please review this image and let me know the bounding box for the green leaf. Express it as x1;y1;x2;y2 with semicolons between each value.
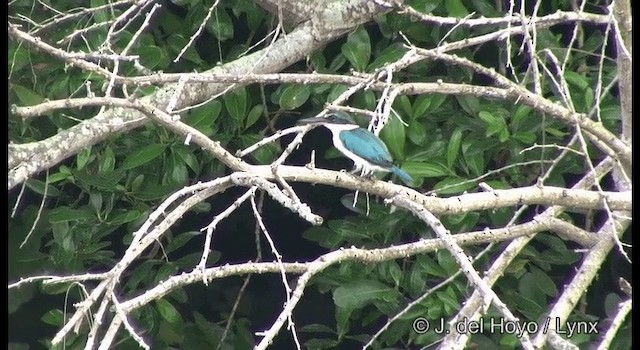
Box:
412;95;432;120
538;233;570;254
167;34;203;64
302;227;343;248
405;22;433;43
512;131;536;144
456;95;479;116
245;104;264;129
279;84;311;110
71;168;126;190
153;264;179;285
518;272;547;307
407;120;427;145
224;87;247;121
545;127;569;137
512;105;533;130
433;177;476;195
166;231;201;253
498;127;510;142
531;266;558;297
333;280;393;310
401;162;450;178
25;179;62;197
604;293;621;318
51;221;74;252
328;53;347;72
76;146;94;170
166;152;189;186
41;309;64;327
299;323;336;334
8;44;31;73
407;262;427;296
584;87;594;111
395;95;413;119
11;84;44;106
98;147;116;175
122;143;166;170
90;0;109;23
341;27;371;71
511;293;544;320
436;287;460;311
48;170;72;184
155;299;183;324
463;147;485;177
437;250;459;275
8;285;36;315
447;128;463;168
172;146;200;174
49;206;93;223
308;51;326;72
407;0;441;13
387;261;403;286
138;45;167;70
564;71;589;90
243;2;265;31
416;254;448;278
429;93;449;111
206;8;234;40
470;0;500;16
444;0;469;18
191;201;212;213
327;85;348;103
478;110;506;137
238;134;279;164
185;100;222;136
335;306;352;338
352;90;377;110
89;192;102;214
406;138;446;161
368;43;407;70
107;209;143;226
379;114;406;160
131;174;145;192
131;184;178;201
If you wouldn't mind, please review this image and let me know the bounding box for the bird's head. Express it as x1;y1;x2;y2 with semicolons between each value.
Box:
297;111;357;127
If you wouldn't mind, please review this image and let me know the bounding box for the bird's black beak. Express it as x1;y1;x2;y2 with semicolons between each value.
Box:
296;116;326;126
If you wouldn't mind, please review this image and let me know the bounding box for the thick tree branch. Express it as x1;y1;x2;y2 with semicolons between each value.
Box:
612;0;632;143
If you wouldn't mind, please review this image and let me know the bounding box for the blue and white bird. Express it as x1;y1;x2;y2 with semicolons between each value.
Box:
298;111;413;185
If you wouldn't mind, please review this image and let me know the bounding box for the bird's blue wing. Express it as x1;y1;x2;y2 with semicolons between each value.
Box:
339;128;394;166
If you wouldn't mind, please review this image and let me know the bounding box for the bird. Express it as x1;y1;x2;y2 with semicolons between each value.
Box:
297;111;413;186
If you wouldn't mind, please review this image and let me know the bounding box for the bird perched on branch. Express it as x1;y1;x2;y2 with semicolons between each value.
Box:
298;111;413;186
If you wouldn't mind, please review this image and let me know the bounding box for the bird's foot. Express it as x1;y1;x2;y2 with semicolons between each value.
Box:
350;169;376;182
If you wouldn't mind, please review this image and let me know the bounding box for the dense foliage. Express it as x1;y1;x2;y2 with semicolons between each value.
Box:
9;0;631;349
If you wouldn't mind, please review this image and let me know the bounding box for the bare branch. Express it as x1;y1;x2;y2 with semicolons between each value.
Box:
439;157;615;349
532;212;630;347
384;1;611;27
8;24;113;79
595;297;632;350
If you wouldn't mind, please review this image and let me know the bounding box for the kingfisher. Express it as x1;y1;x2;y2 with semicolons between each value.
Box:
298;111;413;185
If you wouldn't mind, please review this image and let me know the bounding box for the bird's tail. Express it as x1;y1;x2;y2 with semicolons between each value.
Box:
391;166;413;186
